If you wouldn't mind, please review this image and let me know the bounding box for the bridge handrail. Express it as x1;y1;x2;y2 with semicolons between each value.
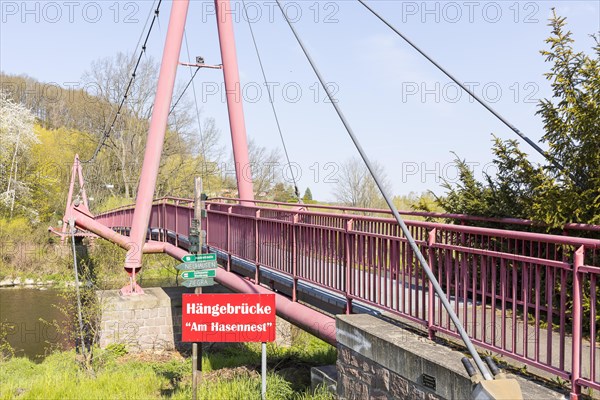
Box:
207;197;600;233
95;196;600;249
96;195;600;233
204;205;600;249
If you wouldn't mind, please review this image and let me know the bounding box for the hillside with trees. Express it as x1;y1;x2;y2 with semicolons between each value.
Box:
0;54;301;226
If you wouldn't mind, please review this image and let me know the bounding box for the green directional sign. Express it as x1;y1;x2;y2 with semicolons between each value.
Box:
181;277;214;288
182;253;216;263
176;260;217;271
181;269;216;279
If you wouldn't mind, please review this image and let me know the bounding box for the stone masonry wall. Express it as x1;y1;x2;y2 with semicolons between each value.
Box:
336;314;566;400
98;287;189;352
337;344;443;400
97;286;293;352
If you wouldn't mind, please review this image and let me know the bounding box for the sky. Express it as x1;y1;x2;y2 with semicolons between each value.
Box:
1;0;599;202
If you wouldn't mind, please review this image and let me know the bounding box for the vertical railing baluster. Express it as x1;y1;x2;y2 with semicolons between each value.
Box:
255;210;260;284
292;213;298;302
523;263;529;358
427;228;436;340
590;274;597;386
175;200;179;247
163;201;167;242
227;206;232;271
345;219;354;314
570;245;584;400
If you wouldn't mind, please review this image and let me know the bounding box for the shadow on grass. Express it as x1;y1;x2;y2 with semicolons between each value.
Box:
156;331;337;398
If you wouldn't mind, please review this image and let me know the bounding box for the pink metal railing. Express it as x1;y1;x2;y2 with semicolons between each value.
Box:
95;197;600;395
209;197;600;234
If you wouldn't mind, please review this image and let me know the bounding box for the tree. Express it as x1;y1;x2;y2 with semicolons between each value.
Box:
333;157;390;209
0;91;37;219
246;139;282;198
0;73;111;132
82;52;158;199
303;187;313;202
435;12;600;227
154;118;224;199
531;12;600;225
0;60;224;220
393;191;443;212
272;183;296;203
82;52;200;199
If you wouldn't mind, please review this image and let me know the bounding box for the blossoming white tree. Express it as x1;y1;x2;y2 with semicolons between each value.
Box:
0;90;38;218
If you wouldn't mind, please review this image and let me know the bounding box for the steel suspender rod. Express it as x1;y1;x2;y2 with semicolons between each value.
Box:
275;0;493;381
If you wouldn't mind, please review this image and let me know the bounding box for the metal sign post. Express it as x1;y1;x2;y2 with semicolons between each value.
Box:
261;342;267;400
181;176;275;399
182;293;276;398
191;177;204;400
192;324;200;400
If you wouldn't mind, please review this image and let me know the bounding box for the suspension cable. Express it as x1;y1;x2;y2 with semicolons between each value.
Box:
81;0;163;163
168;32;221;194
169;65;201;115
68;219;88;362
275;0;493;380
357;0;579;185
242;0;302;201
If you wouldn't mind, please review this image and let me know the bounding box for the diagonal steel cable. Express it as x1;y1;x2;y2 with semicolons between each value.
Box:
275;0;493;380
242;0;302;201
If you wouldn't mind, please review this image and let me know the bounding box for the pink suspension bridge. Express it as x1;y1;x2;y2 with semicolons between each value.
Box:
50;0;599;398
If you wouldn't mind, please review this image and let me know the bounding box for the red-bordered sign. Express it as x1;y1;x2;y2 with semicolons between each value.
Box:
182;294;276;342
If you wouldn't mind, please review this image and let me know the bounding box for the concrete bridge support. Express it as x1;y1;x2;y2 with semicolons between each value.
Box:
97;286;294;352
98;287;193;352
334;314;566;400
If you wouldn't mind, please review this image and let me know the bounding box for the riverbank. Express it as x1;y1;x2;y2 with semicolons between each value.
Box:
0;278;76;288
0;332;336;399
0;233;181;289
0;239;181;291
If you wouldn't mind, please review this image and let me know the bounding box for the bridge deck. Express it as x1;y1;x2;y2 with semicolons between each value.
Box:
93;197;600;395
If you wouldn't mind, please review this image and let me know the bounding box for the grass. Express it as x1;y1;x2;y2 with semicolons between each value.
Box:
0;331;336;400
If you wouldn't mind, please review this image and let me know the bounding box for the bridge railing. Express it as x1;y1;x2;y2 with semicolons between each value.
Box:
208;197;600;235
95;196;600;394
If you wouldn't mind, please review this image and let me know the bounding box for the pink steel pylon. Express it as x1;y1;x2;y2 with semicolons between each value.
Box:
123;0;190;295
215;0;255;205
121;0;255;294
61;154;89;242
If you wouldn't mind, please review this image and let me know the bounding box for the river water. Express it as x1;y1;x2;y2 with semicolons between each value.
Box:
0;288;72;361
0;277;178;361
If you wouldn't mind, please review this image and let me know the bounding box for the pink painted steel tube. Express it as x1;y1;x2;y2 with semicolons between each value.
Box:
76;156;89;209
124;0;190;275
427;229;436;340
161;242;336;345
61;156;78;240
215;0;254;205
570;245;584;399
